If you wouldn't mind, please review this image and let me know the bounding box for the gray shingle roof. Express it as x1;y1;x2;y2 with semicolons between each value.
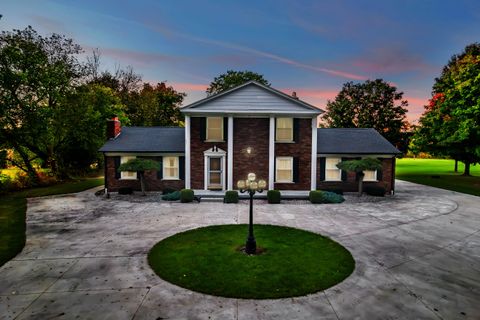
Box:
99;127;185;153
317;128;401;154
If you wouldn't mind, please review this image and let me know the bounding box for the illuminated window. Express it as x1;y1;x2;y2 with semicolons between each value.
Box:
120;156;137;180
276;157;293;182
363;170;377;181
163;156;179;179
325;158;342;181
276;118;293;142
206;117;223;141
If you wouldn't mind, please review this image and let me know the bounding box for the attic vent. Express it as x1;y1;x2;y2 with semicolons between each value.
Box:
292;92;299;99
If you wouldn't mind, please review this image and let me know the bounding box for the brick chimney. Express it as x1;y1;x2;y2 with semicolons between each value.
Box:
106;116;121;139
292;91;299;99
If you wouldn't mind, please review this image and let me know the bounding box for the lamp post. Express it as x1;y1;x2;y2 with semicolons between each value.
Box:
237;173;267;255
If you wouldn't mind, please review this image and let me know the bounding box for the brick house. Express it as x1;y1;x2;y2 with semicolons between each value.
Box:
100;81;400;194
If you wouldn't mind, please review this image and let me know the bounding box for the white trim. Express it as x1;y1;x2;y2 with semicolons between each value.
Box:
311;117;317;190
268;117;275;190
227;116;234;190
324;157;342;182
275;156;294;183
163;156;179;180
203;147;227;191
185;115;191;189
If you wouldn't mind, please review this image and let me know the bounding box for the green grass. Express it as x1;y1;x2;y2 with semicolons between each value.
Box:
0;177;104;267
396;158;480;196
148;224;355;299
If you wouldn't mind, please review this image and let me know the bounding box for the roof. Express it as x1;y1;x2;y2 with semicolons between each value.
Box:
317;128;401;154
181;81;323;116
99;127;185;153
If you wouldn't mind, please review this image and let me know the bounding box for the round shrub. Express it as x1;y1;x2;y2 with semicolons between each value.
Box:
162;190;180;201
364;185;386;197
267;190;281;204
180;189;194;203
310;190;344;204
224;190;239;203
118;187;133;195
309;190;325;204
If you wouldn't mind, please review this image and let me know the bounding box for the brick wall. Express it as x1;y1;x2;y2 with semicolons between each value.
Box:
274;118;312;190
105;156;184;192
316;157;395;193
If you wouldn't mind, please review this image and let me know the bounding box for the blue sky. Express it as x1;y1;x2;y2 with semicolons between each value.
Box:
2;0;480;122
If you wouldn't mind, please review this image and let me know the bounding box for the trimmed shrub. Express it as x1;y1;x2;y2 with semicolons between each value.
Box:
118;187;133;195
162;187;177;195
310;190;344;204
0;173;12;194
180;189;195;203
364;185;386;197
321;188;343;195
224;190;239;203
267;190;281;204
162;190;180;201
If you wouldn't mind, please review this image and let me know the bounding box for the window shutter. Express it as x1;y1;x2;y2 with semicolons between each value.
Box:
179;156;185;180
200;117;206;141
293;118;299;142
293;157;299;183
156;157;163;179
377;159;383;180
223;117;228;141
341;157;348;181
114;157;121;179
319;157;326;181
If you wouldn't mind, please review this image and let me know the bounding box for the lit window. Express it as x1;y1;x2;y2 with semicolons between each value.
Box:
363;170;377;181
276;157;293;182
276;118;293;142
120;156;137;180
206;117;223;141
163;156;179;179
325;158;342;181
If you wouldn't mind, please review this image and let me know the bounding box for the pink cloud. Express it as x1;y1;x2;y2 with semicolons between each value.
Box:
169;82;208;92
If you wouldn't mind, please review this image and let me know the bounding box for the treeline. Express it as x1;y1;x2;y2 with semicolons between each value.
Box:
0;26;185;184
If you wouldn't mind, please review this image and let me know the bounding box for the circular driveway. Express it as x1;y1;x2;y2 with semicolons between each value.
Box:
1;180;479;319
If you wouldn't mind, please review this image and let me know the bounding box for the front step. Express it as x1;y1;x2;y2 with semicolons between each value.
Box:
200;197;225;203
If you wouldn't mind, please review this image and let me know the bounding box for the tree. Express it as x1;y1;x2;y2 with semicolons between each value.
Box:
322;79;409;147
126;82;185;126
413;43;480;176
206;70;270;96
0;26;84;181
336;158;382;196
118;158;160;195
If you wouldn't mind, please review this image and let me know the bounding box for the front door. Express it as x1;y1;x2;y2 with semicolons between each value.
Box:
208;157;223;190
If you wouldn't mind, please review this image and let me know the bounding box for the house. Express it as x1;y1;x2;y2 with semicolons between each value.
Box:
99;81;401;194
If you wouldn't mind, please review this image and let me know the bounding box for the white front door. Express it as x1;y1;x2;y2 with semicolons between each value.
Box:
207;156;223;190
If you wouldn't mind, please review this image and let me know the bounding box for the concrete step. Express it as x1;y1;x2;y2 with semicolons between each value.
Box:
200;197;225;203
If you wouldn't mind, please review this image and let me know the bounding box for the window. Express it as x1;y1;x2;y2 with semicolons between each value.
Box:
276;157;293;182
325;158;342;181
276;118;293;142
163;156;179;179
206;117;223;141
363;170;377;182
120;156;137;180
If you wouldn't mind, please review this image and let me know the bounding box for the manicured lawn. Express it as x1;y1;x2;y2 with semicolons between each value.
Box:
396;158;480;196
148;224;355;299
0;177;104;267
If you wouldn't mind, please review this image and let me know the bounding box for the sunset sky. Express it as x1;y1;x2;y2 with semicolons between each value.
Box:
3;0;480;122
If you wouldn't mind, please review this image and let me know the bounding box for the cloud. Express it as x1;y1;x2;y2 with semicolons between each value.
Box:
144;22;367;81
168;82;208;92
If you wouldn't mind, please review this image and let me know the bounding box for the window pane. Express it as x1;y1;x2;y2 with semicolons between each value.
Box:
276;157;292;182
210;172;221;184
326;170;340;181
210;158;221;170
277;170;291;181
276;118;293;141
207;117;223;140
364;170;376;181
163;156;179;179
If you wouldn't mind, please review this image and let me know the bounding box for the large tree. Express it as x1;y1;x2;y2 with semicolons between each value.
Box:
206;70;270;96
413;43;480;175
322;79;409;147
0;26;84;181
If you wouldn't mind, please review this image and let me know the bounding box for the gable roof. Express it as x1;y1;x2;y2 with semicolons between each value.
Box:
317;128;401;155
181;81;323;116
99;127;184;153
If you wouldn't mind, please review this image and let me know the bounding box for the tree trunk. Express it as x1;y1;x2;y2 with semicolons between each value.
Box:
139;172;146;196
454;159;458;173
463;161;471;176
357;173;364;197
13;143;39;185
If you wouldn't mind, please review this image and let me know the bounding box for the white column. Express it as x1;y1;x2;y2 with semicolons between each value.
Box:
227;116;234;190
268;117;275;190
311;117;318;190
184;115;191;189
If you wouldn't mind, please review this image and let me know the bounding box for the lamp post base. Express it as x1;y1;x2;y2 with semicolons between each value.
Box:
245;237;257;255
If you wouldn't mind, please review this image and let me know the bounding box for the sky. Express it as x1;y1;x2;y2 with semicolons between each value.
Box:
2;0;480;123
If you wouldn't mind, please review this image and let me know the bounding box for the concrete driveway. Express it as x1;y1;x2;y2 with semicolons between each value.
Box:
1;181;479;320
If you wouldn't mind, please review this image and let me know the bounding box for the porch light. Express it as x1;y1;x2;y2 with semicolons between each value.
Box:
237;173;266;255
